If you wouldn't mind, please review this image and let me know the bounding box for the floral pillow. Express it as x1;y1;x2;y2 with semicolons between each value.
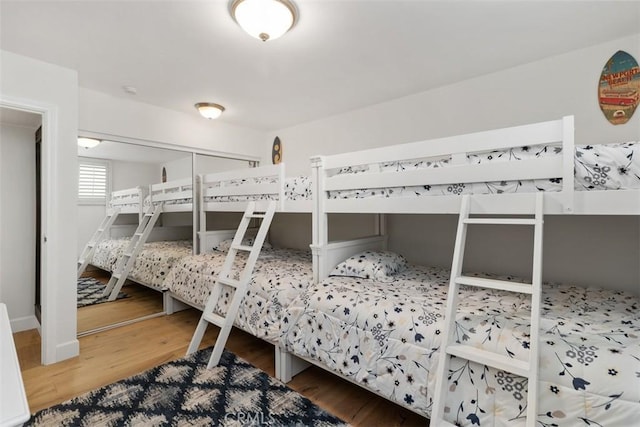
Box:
212;237;272;252
329;250;407;283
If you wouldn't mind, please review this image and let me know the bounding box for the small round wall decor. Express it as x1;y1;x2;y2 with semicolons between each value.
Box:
272;136;282;164
598;50;639;125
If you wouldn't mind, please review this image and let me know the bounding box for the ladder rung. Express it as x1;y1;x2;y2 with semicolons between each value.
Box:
86;243;95;248
97;228;105;232
134;232;143;236
464;218;536;225
456;276;533;294
203;312;226;328
439;421;456;427
231;244;253;252
447;344;530;377
248;214;266;218
218;276;241;288
123;253;132;258
77;259;85;265
111;273;121;280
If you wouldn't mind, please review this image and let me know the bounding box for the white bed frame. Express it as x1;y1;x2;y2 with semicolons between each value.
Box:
279;114;640;417
110;186;147;218
199;163;312;214
149;177;193;212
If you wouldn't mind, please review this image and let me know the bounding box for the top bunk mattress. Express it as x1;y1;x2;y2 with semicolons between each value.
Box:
281;264;640;425
327;142;640;200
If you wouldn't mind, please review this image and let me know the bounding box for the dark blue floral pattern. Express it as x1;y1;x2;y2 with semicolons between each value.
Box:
281;265;640;425
328;142;640;199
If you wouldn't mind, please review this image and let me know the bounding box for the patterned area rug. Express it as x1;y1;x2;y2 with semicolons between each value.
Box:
77;277;128;308
25;348;349;426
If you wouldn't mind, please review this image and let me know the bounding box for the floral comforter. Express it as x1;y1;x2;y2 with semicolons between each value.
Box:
281;265;640;425
329;142;640;199
128;240;192;290
90;239;192;290
90;238;129;271
165;248;313;342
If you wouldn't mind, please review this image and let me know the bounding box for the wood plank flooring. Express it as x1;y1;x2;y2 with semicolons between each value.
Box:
78;270;164;333
14;309;429;426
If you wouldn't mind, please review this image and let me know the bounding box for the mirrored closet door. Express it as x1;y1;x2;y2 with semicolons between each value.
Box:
77;140;194;335
76;139;259;336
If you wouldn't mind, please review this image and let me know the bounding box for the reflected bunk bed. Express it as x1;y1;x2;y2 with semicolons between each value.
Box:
80;178;194;304
279;116;640;426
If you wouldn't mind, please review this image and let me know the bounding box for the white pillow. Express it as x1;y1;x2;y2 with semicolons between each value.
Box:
329;250;407;283
212;237;272;252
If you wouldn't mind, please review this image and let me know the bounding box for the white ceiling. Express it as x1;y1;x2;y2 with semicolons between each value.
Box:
1;1;639;131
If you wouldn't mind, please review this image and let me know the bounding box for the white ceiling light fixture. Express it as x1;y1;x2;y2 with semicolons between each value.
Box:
195;102;226;119
77;137;101;149
231;0;297;42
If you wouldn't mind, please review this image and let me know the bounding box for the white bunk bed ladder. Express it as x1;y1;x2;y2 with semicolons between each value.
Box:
187;200;277;369
432;192;544;427
102;204;163;301
77;208;121;278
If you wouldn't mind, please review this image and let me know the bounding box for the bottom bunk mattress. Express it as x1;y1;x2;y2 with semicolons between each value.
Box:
90;238;129;271
165;247;313;342
281;264;640;426
128;240;193;290
89;239;192;290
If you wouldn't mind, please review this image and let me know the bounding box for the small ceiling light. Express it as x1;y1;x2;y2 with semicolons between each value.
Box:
195;103;225;120
77;137;101;149
231;0;297;42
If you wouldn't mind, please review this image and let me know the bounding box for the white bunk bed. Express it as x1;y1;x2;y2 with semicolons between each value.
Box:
279;116;640;425
199;163;312;214
87;179;194;294
165;163;384;378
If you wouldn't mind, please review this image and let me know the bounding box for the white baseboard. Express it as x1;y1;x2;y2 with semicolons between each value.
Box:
10;315;39;333
53;339;79;364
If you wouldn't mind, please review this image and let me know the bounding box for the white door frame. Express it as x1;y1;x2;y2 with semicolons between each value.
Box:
1;95;58;365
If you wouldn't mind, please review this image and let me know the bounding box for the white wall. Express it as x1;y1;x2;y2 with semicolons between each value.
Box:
79;88;266;159
161;156;192;181
267;34;640;294
0;50;79;363
0;124;36;331
195;155;250;175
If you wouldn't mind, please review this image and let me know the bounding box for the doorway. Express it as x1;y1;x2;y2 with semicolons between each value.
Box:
0;108;42;332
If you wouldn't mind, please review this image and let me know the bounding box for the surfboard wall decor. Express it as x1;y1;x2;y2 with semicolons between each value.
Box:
598;50;639;125
272;136;282;164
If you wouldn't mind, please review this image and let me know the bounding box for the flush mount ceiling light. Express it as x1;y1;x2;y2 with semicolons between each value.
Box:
77;137;101;149
195;102;225;120
230;0;297;42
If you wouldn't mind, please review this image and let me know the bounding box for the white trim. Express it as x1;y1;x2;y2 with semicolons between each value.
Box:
77;129;260;162
0;94;80;365
9;315;39;333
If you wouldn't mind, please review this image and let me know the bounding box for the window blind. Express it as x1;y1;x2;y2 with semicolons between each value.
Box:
78;161;108;203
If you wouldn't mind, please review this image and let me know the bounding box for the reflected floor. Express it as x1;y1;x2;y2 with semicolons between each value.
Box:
78;270;164;335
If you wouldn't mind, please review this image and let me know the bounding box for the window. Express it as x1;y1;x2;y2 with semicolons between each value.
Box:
78;159;110;205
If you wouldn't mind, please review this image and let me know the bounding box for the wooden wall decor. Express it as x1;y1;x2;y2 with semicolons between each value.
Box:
598;50;639;125
272;136;282;164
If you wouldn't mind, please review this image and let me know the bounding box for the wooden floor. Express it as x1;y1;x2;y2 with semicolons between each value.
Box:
78;270;164;333
15;309;429;426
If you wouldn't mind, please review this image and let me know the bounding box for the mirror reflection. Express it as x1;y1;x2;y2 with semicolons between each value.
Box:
77;140;253;335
